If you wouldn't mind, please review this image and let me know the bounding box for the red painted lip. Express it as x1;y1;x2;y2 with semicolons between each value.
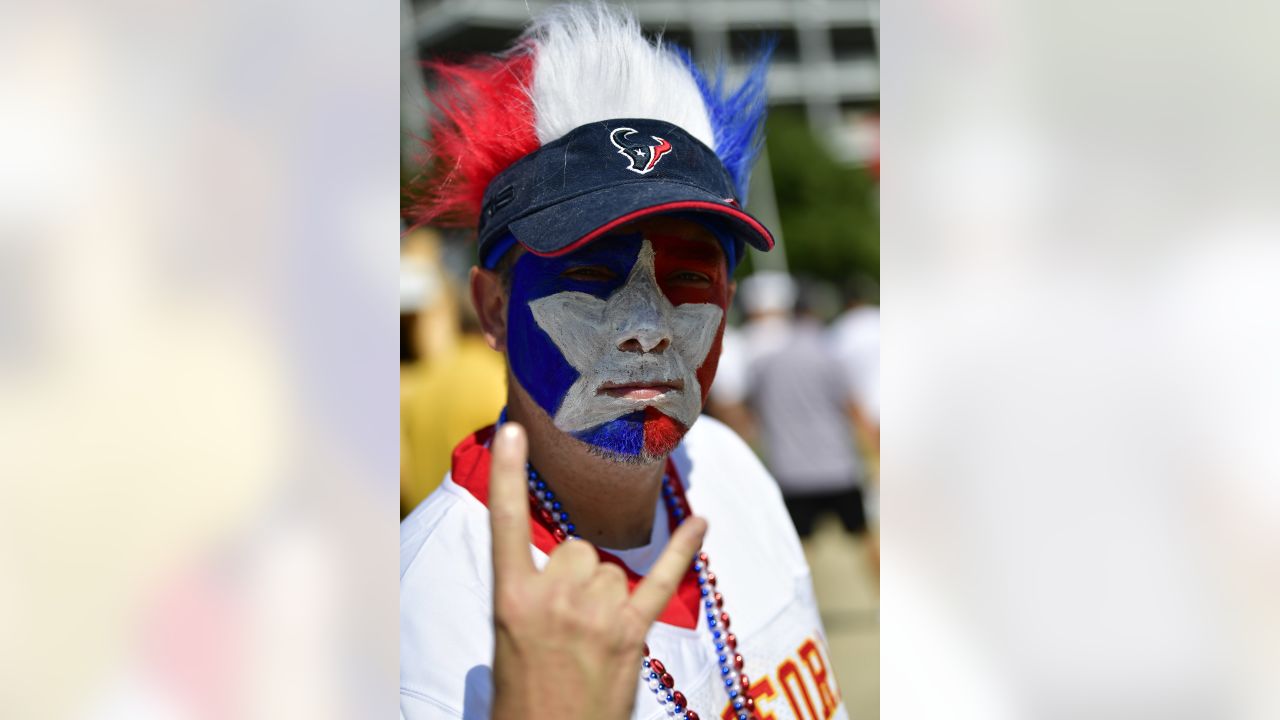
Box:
598;379;684;400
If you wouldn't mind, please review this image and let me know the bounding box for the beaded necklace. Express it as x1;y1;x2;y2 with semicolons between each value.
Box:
526;464;758;720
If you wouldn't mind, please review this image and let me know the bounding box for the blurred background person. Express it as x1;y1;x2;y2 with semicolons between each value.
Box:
400;228;506;516
735;272;870;547
831;275;880;454
830;275;880;572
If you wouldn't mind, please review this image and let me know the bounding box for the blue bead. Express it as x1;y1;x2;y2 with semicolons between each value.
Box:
739;713;749;720
643;659;650;668
566;523;576;534
674;509;684;518
666;693;674;703
693;562;703;572
734;700;743;710
650;671;658;680
661;484;672;496
716;641;725;651
697;575;707;585
544;490;554;500
730;690;739;699
724;678;734;688
721;666;731;675
551;501;562;511
701;588;709;597
705;599;714;608
718;654;727;663
559;512;570;522
535;480;546;490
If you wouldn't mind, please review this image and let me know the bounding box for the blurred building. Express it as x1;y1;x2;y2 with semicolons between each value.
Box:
402;0;880;235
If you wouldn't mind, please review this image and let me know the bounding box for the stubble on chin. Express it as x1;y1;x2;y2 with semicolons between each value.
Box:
582;441;667;466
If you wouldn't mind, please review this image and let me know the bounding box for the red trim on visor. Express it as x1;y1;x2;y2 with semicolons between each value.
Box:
523;200;775;258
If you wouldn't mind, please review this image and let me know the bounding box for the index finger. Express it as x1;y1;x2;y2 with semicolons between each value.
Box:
628;516;707;622
488;423;535;584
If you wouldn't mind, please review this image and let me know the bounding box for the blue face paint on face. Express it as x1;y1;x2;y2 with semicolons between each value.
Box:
504;225;730;460
506;232;647;432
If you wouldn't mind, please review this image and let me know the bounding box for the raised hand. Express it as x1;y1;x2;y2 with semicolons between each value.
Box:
488;423;707;720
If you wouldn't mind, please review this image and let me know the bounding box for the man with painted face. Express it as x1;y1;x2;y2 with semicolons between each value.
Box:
401;6;849;720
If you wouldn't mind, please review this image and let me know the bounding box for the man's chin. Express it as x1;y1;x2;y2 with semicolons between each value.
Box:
584;443;669;465
570;409;689;463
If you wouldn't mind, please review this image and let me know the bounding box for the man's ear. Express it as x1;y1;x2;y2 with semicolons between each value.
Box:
726;279;737;310
470;266;508;352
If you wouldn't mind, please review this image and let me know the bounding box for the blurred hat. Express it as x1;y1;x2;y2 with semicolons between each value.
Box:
400;258;440;313
740;271;797;315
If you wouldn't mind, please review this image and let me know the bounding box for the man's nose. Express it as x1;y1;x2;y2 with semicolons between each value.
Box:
617;332;671;353
614;295;672;353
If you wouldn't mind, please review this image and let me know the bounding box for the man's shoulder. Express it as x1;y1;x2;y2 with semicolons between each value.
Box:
400;477;492;588
680;415;781;497
683;412;748;452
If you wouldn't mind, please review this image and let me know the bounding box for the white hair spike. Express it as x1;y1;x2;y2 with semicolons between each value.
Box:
522;2;715;149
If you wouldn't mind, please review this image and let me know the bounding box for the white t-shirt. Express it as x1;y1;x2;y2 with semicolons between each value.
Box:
401;416;850;720
829;307;880;424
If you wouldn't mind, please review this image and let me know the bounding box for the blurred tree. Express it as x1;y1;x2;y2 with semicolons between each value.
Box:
761;108;879;284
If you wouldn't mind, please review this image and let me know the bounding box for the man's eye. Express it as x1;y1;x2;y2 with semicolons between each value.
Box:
561;266;616;282
666;270;712;287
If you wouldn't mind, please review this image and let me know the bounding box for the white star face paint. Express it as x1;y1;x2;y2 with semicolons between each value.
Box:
503;226;731;459
529;240;723;432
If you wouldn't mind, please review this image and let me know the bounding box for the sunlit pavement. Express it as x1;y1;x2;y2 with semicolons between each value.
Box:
805;516;880;719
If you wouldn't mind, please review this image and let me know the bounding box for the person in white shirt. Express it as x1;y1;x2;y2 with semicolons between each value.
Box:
401;6;848;720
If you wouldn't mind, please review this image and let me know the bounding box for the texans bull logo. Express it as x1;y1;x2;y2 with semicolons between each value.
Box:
609;127;672;175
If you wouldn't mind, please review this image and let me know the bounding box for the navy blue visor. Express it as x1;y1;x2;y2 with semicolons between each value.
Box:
477;118;774;268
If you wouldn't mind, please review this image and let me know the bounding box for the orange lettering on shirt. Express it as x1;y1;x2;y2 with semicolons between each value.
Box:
721;676;780;720
798;638;838;719
777;659;820;720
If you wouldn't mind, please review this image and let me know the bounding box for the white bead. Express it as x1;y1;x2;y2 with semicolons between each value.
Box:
648;678;660;691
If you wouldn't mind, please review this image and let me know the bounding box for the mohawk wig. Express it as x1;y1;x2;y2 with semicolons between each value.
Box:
411;2;773;230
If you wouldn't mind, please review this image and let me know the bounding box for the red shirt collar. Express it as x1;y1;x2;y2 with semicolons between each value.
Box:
450;425;702;630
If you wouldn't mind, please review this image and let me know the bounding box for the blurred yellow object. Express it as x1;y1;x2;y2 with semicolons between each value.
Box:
401;335;507;516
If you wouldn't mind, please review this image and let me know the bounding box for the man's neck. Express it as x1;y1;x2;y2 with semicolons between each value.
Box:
507;393;666;550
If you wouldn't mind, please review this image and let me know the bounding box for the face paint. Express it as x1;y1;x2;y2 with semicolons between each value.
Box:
506;228;729;461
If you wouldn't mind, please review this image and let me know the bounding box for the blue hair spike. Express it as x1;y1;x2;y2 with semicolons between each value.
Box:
677;38;777;203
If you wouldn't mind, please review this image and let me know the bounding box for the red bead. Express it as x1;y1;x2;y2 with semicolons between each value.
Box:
686;712;700;720
745;696;756;710
552;527;566;541
734;653;744;670
739;673;750;690
714;591;724;607
720;612;731;629
660;672;674;688
697;552;708;565
648;658;665;676
643;643;650;657
706;572;717;586
726;633;737;649
672;691;687;709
